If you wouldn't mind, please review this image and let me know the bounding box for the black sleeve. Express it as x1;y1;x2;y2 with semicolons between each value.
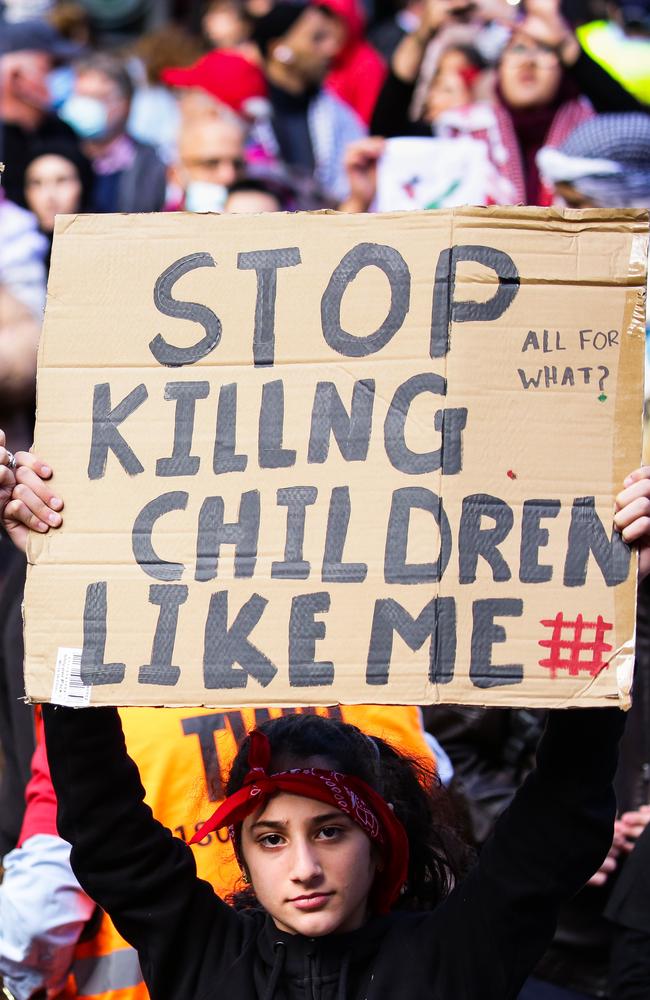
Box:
43;704;247;1000
0;556;35;855
606;826;650;999
370;68;430;138
434;708;626;996
567;48;643;113
608;926;650;1000
606;821;650;933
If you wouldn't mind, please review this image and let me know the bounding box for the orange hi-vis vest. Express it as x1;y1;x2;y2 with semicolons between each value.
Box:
63;703;434;1000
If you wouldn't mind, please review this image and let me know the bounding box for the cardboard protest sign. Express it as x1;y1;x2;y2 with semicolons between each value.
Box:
24;207;647;709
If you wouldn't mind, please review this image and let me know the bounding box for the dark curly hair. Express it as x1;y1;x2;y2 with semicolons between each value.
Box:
224;712;472;913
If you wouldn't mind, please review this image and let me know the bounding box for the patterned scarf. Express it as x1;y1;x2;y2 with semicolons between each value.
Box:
491;94;594;205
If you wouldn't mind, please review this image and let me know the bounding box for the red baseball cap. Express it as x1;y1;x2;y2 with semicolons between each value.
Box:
161;50;269;121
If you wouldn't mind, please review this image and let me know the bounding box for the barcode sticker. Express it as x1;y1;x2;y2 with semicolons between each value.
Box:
52;647;91;707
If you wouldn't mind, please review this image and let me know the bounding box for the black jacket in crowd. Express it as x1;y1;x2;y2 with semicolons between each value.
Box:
606;822;650;999
43;704;624;1000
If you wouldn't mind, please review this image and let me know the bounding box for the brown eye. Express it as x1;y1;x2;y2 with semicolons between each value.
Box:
317;826;343;840
258;833;285;848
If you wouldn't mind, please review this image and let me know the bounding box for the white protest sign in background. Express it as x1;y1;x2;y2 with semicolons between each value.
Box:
375;136;514;211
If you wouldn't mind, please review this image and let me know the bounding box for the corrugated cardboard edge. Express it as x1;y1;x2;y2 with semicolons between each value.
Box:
614;636;636;708
608;228;649;708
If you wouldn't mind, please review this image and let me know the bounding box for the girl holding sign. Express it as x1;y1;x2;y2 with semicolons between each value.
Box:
3;447;650;1000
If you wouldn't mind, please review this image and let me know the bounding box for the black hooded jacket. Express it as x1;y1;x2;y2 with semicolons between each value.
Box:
43;705;624;1000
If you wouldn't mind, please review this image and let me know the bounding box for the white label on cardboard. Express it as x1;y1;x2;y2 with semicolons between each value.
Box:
51;647;91;707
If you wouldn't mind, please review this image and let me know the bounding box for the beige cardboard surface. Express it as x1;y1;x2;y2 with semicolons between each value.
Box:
24;207;648;708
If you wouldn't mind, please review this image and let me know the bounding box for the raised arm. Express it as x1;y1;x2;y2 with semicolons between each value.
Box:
42;704;247;1000
430;707;626;997
370;0;450;136
521;0;643;112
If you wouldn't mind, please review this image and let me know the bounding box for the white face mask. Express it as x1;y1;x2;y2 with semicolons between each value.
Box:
184;180;228;213
59;94;109;140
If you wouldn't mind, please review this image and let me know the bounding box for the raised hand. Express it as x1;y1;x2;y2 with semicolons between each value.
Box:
518;0;579;62
341;137;386;213
615;468;650;582
1;440;63;553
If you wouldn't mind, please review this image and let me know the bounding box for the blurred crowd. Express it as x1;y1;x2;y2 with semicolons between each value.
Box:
1;0;650;997
1;0;649;454
1;0;649;457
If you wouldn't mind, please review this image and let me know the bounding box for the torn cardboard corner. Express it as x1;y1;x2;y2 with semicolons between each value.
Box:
24;207;648;709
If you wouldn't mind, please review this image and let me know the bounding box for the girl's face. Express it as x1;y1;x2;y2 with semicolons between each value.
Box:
24;154;83;233
241;791;378;937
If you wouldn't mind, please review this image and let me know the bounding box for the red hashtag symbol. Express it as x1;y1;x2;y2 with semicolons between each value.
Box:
538;613;613;679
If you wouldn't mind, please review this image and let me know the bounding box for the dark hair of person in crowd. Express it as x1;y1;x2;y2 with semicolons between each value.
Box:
74;51;135;103
224;176;285;212
441;43;487;75
225;712;471;912
130;25;206;86
251;0;338;59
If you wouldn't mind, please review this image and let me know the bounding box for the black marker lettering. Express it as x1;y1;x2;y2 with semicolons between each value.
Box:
80;581;125;685
237;248;301;366
156;381;209;477
321;243;410;356
202;591;277;689
367;596;456;685
132;492;188;581
431;245;519;358
289;592;334;687
138;584;188;686
151;252;221;367
308;380;374;463
195;491;260;581
385;487;451;583
564;496;631;586
470;598;523;688
88;383;147;480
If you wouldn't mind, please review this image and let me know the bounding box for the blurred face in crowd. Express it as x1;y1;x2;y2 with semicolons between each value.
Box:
171;117;246;210
0;50;52;127
271;8;340;87
74;69;130;141
424;70;472;121
423;47;480;121
498;31;562;109
24;154;83;232
203;0;250;48
224;188;281;212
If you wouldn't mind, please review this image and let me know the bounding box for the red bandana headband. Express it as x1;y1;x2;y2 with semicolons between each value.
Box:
189;729;409;913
